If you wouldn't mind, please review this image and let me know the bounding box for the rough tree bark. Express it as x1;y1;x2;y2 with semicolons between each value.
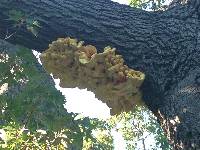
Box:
0;0;200;149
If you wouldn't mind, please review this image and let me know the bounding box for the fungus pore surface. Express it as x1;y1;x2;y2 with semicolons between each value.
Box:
40;38;145;115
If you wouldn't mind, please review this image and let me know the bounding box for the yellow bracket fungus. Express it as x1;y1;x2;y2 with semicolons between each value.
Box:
40;37;145;115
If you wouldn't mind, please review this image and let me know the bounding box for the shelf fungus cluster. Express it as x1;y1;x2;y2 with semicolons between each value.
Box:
40;38;145;115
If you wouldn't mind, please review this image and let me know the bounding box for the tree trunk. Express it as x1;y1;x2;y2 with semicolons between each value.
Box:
0;0;200;149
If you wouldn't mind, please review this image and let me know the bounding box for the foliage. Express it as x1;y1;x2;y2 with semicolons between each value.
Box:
129;0;170;11
1;46;68;130
0;122;67;149
0;120;114;150
107;106;172;150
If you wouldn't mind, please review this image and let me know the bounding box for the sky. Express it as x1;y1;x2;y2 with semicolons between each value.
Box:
112;0;129;5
